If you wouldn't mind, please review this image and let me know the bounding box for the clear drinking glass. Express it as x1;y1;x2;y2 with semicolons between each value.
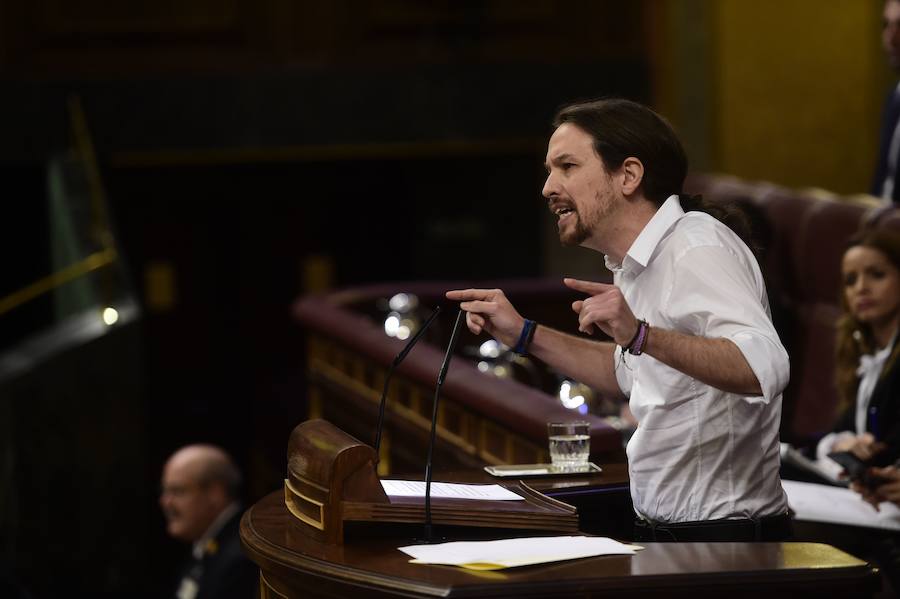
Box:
547;421;590;472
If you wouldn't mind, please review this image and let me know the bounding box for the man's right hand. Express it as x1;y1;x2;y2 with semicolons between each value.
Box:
444;288;525;347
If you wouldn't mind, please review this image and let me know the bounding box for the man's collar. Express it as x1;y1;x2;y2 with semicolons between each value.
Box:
605;195;684;273
191;502;240;560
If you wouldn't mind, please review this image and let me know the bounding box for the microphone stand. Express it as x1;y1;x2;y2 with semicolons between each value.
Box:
373;305;442;467
422;309;466;543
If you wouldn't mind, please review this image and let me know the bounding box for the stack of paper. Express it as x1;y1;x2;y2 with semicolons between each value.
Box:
779;443;844;484
782;479;900;531
380;480;523;501
398;536;642;570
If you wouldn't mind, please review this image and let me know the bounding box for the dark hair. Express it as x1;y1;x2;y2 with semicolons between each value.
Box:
552;97;755;248
552;98;687;205
835;229;900;407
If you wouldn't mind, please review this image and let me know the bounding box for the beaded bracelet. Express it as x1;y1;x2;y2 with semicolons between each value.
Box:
627;319;649;355
512;319;537;355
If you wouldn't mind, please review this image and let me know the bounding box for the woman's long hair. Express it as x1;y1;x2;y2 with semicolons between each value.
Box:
835;229;900;407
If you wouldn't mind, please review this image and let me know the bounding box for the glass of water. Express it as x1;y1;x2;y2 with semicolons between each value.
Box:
547;421;590;473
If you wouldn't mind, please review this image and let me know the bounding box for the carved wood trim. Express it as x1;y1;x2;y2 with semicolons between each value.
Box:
259;572;288;599
283;479;326;531
306;333;547;467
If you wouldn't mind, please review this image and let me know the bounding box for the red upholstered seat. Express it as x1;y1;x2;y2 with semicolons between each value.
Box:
690;174;889;445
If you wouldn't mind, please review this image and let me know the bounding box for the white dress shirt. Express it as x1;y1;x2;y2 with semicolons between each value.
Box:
608;195;790;523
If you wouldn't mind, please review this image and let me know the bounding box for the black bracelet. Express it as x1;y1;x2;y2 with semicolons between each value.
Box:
512;319;537;355
624;321;642;350
627;319;649;355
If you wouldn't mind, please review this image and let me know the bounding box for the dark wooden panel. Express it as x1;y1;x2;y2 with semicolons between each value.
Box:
1;0;286;74
322;0;647;65
34;0;241;35
0;0;651;74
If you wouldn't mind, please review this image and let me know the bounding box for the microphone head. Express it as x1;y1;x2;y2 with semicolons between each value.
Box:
393;305;441;366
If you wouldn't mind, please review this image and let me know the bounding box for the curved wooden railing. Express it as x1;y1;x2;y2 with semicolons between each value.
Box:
292;279;626;476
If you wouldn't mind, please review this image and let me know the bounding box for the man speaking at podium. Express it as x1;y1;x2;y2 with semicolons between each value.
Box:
447;98;791;542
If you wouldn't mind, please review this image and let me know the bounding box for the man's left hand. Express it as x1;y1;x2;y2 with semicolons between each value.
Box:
564;278;639;347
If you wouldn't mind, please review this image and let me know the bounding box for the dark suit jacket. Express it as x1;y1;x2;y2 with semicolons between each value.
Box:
872;85;900;203
832;346;900;467
175;510;257;599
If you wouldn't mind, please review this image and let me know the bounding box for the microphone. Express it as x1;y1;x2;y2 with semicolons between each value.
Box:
373;305;442;467
423;308;466;543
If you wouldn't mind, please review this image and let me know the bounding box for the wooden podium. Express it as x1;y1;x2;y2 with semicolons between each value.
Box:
282;419;578;544
240;419;880;598
241;492;879;599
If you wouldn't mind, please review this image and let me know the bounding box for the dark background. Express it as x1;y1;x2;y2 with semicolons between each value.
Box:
0;1;653;597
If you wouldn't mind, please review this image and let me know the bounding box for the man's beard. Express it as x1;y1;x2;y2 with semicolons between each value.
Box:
559;213;592;247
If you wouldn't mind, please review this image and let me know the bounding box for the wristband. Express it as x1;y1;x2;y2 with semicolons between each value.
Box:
627;319;649;355
512;319;537;355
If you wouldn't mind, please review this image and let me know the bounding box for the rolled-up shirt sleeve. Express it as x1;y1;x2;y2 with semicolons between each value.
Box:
664;244;790;404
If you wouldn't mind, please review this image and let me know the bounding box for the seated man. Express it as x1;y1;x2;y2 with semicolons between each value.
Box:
160;444;257;599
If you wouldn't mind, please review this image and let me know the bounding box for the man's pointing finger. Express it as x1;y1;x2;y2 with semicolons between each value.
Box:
563;278;615;295
446;288;495;302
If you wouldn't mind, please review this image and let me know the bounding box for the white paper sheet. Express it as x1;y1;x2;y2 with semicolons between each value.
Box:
782;479;900;531
380;480;523;501
779;443;844;483
398;535;641;570
488;467;553;477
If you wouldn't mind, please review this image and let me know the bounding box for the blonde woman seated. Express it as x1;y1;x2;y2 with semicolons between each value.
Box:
816;230;900;478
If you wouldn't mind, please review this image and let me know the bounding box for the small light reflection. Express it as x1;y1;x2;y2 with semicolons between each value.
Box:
102;307;119;326
478;340;502;358
558;380;585;409
389;293;419;312
477;361;491;373
384;312;413;340
384;314;400;337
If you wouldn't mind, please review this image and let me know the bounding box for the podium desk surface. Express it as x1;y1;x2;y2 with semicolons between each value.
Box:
442;462;630;496
387;462;628;490
241;491;879;599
